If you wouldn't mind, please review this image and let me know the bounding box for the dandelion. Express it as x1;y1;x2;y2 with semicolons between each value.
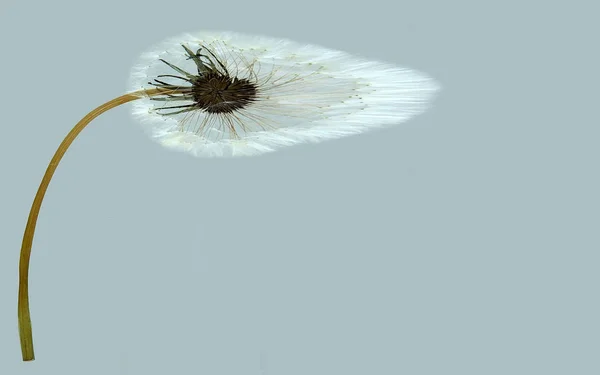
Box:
17;30;440;361
129;31;439;157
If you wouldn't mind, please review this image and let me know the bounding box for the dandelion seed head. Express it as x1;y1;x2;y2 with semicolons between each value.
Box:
129;31;440;157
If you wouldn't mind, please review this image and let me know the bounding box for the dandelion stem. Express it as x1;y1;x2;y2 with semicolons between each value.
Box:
18;88;181;362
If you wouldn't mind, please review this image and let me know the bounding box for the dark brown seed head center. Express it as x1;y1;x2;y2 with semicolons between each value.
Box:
192;72;258;114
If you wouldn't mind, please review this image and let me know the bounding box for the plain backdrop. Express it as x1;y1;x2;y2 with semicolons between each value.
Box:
1;1;598;374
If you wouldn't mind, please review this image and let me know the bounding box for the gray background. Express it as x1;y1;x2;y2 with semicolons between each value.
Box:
1;0;598;374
